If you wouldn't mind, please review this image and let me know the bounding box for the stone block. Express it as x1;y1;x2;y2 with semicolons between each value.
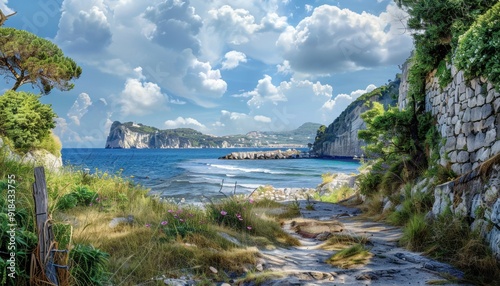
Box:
467;134;476;152
446;136;457;150
461;122;472;136
456;134;466;150
495;97;500;113
492;141;500;156
490;199;500;226
477;93;485;106
462;107;471;122
456;151;469;163
485;129;497;146
477;148;491;162
467;96;477;108
461;163;472;174
487;227;500;260
470;106;483;122
481;104;493;120
473;121;485;133
454;121;461;135
451;163;462;174
448;150;458;163
486;90;494;104
474;132;486;150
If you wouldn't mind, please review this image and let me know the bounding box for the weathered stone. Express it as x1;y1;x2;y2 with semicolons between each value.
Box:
461;122;472;136
445;136;457;150
477;94;486;106
467;96;477;108
486;90;494;104
456;151;469;163
451;163;462;175
462;107;471;122
485;129;497;146
448;150;458;163
490;199;500;226
454;121;461;135
467;134;476;152
474;132;486;150
481;104;493;120
487;228;500;260
471;194;482;219
471;106;483;122
456;134;466;150
492;141;500;156
461;163;472;174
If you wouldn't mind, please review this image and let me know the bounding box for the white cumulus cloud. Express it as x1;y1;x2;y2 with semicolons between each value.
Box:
55;1;112;53
118;67;167;116
221;51;247;70
164;117;206;130
276;4;412;74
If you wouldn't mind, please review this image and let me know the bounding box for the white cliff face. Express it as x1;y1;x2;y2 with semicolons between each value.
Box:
105;122;201;149
315;79;400;158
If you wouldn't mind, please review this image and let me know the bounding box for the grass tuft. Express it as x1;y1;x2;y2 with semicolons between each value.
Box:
326;244;373;269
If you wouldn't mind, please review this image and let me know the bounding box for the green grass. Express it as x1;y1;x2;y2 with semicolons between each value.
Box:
0;150;301;285
326;244;373;269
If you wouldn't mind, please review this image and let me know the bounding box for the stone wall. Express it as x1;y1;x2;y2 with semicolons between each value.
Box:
431;156;500;259
425;67;500;175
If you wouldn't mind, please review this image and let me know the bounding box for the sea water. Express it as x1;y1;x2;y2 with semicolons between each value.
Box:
62;148;360;203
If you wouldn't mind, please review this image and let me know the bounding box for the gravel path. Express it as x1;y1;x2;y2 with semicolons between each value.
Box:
253;200;467;286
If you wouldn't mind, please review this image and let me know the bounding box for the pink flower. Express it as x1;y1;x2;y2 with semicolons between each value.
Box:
220;210;227;216
249;199;254;204
161;221;168;225
145;224;151;228
247;226;252;230
179;219;185;222
168;209;174;213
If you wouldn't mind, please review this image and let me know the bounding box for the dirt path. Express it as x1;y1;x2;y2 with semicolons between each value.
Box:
254;200;467;285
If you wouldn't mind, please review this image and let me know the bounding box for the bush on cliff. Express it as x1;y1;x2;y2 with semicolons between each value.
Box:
0;91;57;153
455;1;500;88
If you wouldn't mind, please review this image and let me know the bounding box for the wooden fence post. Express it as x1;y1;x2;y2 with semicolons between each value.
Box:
32;166;59;285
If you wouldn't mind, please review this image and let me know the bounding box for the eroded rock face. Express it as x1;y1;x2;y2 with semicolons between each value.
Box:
432;161;500;259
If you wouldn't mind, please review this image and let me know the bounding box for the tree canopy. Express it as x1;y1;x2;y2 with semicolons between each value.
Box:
0;27;82;94
0;90;56;150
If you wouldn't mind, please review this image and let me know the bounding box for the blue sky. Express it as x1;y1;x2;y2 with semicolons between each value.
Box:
0;0;413;148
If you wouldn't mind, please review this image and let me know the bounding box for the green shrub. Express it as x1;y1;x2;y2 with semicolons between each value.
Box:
33;132;62;157
456;2;500;88
401;213;429;251
69;244;109;286
56;186;98;210
0;91;57;152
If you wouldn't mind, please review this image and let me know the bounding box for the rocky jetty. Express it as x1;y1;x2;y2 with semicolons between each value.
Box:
218;149;304;160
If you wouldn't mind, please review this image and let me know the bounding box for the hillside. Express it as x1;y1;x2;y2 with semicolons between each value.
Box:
312;77;400;157
105;121;321;149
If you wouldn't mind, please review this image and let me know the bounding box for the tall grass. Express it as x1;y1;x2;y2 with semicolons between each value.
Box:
0;150;301;285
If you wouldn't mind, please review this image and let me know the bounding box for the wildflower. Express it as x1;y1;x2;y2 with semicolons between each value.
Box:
179;219;185;222
236;213;243;221
95;197;100;202
168;209;174;213
89;203;93;206
161;221;168;225
249;198;254;204
247;226;252;230
145;224;151;228
220;210;227;216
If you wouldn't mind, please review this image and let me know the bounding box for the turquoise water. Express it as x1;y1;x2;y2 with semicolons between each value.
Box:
62;148;360;202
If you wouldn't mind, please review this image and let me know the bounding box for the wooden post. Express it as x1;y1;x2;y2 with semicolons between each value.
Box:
33;166;59;285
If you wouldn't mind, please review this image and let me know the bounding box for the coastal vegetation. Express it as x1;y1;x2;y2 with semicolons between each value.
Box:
339;1;500;283
0;150;304;285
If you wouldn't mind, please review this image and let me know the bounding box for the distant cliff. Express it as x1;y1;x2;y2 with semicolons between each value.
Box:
105;121;321;149
313;78;400;157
